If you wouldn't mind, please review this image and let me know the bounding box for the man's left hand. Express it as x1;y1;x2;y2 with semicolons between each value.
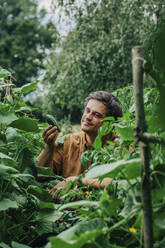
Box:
49;176;78;196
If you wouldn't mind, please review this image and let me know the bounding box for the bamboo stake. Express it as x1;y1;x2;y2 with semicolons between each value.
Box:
132;46;153;248
142;132;165;145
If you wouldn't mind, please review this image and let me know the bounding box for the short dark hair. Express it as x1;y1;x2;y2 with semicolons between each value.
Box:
84;91;122;119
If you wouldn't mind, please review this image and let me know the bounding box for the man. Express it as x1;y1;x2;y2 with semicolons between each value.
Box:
37;91;122;194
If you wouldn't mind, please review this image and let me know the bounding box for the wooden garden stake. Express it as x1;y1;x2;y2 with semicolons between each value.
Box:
132;46;153;248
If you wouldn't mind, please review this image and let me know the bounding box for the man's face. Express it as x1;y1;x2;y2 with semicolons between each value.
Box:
81;99;107;136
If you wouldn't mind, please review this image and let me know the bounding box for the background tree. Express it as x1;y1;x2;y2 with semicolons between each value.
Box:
34;0;165;122
0;0;58;86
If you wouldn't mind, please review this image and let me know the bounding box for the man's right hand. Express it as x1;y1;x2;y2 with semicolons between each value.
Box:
37;125;59;167
42;125;59;147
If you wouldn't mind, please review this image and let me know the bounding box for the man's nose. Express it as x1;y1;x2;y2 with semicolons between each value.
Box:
86;112;93;120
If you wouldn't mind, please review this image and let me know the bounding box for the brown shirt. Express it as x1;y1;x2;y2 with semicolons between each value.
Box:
51;131;117;178
52;132;87;178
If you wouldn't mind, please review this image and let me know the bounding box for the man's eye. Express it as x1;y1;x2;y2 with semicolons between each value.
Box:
95;113;101;118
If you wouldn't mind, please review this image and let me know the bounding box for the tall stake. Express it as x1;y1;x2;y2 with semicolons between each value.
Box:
132;46;153;248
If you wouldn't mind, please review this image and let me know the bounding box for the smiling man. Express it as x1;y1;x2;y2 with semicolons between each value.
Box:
37;91;122;193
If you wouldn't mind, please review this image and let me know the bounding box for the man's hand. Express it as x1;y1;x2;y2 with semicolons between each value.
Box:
37;125;59;167
43;125;59;147
49;176;78;196
49;176;111;198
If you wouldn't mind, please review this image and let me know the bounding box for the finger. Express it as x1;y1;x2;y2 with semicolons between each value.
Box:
44;131;58;144
50;187;56;195
54;193;61;201
43;127;58;141
43;126;57;138
50;181;66;194
43;125;53;136
43;127;58;143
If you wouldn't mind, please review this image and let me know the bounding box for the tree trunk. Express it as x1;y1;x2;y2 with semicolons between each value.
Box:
132;46;153;248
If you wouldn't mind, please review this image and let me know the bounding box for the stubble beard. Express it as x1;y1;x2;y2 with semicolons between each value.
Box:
81;123;98;137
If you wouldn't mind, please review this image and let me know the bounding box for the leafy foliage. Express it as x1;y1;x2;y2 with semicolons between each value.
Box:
0;0;57;86
0;70;61;246
145;19;165;125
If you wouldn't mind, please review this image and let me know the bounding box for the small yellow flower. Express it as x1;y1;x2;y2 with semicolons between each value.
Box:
84;191;89;196
129;227;137;233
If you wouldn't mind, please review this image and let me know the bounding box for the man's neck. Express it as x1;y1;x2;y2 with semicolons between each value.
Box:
85;133;97;145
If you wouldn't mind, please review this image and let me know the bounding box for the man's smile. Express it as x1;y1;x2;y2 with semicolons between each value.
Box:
83;120;94;126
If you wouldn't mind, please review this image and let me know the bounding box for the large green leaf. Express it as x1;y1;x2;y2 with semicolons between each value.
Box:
0;152;16;169
58;200;99;211
27;185;53;202
6;127;24;143
75;218;106;236
40;201;55;210
0;198;18;211
35;220;54;236
154;216;165;230
36;210;63;223
36;166;55;177
85;159;140;180
93;118;114;151
10;117;39;132
0;164;18;175
122;160;141;179
152;184;165;203
17;148;36;173
0;110;18;125
100;190;122;217
58;218;106;241
120;193;141;219
0;152;13;160
35;210;63;235
46;229;104;248
146;115;163;133
19;80;39;94
80;150;91;169
115;124;134;141
12;173;34;182
57;223;80;241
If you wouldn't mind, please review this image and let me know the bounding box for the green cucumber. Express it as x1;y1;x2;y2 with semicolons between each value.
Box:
46;114;61;132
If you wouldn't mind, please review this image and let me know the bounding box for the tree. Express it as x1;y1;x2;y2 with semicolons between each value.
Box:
41;0;165;122
0;0;58;86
